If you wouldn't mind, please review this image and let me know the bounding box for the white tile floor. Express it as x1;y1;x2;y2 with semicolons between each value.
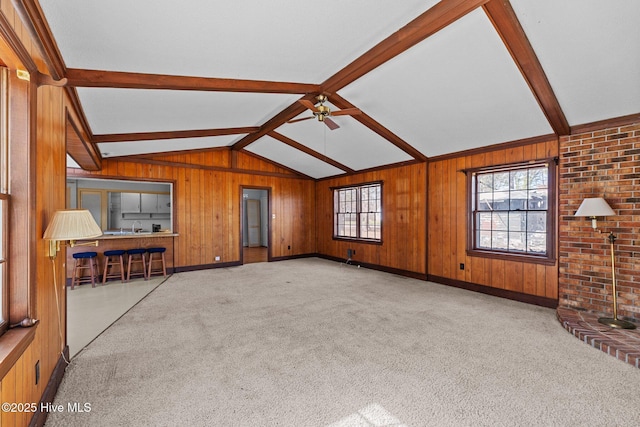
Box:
67;276;168;358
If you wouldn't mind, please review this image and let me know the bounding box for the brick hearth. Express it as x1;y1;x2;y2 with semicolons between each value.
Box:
557;307;640;368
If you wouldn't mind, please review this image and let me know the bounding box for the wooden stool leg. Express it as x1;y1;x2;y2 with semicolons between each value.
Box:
147;253;154;279
119;255;125;282
89;257;96;287
126;255;133;282
142;254;148;280
161;252;167;277
102;256;109;284
72;259;79;290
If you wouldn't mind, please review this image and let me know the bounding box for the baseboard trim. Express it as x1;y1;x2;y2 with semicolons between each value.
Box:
317;254;428;280
428;274;558;308
174;261;241;272
270;253;318;262
29;346;69;427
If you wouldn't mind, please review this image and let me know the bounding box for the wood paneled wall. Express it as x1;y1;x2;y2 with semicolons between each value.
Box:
316;163;427;275
68;151;316;267
428;139;559;299
0;2;70;423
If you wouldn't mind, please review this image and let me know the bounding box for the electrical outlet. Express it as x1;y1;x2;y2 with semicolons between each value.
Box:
287;245;291;250
215;256;220;261
459;263;465;270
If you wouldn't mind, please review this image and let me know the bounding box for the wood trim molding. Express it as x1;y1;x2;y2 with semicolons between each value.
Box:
427;133;557;162
28;346;69;427
8;72;37;323
173;260;242;273
317;159;424;182
107;156;312;180
0;326;36;380
65;68;320;94
11;0;66;80
267;131;354;174
66;112;101;171
94;126;260;143
318;254;428;280
0;10;38;72
483;0;570;136
428;274;558;308
64;87;95;141
569;112;640;135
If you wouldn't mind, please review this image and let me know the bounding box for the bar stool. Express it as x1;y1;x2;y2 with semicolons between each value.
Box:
126;248;148;281
71;251;99;290
147;247;167;278
102;249;126;284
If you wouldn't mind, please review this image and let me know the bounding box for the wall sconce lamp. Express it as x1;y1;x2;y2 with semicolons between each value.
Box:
43;209;103;259
574;198;636;329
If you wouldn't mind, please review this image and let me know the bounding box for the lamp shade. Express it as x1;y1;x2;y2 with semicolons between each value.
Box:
43;209;103;241
574;197;615;217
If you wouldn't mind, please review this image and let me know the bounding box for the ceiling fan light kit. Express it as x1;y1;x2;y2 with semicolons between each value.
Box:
289;94;361;130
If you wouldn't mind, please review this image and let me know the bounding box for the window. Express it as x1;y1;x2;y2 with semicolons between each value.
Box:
333;182;382;242
0;67;8;334
468;160;555;263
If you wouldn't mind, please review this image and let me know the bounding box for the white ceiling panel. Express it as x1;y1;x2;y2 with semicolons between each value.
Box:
511;0;640;125
40;0;438;83
98;135;242;158
276;108;413;171
66;155;80;168
339;8;553;158
77;88;300;134
246;137;345;179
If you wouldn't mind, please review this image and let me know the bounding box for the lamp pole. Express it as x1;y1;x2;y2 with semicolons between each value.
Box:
597;232;636;329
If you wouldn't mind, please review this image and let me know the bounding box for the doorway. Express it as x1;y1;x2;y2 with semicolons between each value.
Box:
241;187;270;264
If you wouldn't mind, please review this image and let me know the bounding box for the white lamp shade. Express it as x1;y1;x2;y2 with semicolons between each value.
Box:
574;197;615;217
43;209;103;240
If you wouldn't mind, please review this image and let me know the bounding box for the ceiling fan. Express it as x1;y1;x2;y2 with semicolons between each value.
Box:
288;95;361;130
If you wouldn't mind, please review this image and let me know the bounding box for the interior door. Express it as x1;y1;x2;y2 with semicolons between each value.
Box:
247;199;261;247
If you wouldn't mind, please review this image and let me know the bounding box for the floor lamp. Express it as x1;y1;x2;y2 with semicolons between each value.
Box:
43;209;104;362
574;198;636;329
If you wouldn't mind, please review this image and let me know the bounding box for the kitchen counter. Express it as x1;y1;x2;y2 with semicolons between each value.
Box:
97;231;179;240
66;232;178;282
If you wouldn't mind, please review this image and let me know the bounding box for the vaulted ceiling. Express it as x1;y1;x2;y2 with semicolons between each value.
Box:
23;0;640;179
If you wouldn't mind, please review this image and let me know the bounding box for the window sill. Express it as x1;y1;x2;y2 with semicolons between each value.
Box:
332;236;383;245
0;325;37;380
467;249;556;266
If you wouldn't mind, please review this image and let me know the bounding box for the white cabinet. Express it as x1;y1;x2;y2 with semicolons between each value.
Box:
141;193;158;213
121;192;171;214
157;194;171;213
121;192;141;213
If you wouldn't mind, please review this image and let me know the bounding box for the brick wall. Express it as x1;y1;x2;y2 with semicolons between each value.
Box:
559;122;640;323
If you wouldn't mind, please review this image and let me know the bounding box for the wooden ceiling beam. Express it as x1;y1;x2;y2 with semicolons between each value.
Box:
268;131;354;174
94;126;260;143
231;93;317;150
322;0;489;94
66;115;101;171
12;0;66;80
329;94;427;162
65;68;320;94
483;0;570;135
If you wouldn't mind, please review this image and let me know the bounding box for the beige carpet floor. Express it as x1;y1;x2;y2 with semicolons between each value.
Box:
46;258;640;426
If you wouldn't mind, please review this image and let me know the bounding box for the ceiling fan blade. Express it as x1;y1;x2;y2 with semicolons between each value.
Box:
299;99;319;112
324;117;340;130
331;108;361;117
287;116;314;124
